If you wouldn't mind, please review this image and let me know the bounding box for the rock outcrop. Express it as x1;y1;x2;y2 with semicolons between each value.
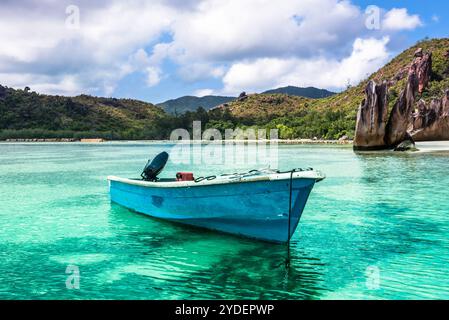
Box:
411;90;449;141
353;81;388;150
385;50;432;147
237;92;248;101
394;138;417;152
414;49;432;94
354;48;435;150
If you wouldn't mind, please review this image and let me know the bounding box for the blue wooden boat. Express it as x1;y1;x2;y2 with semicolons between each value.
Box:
108;153;325;243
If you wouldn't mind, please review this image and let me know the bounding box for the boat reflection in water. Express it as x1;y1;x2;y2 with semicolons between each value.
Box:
106;202;328;299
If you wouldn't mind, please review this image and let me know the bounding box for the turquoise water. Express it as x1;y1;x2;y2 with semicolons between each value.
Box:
1;142;449;300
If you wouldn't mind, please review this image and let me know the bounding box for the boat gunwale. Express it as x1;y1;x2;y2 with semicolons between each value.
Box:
107;170;325;189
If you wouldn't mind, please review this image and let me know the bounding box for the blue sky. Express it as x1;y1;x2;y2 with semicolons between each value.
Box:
0;0;447;103
354;0;448;39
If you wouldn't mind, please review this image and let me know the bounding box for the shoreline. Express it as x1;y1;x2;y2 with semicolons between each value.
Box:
4;139;449;152
1;138;353;145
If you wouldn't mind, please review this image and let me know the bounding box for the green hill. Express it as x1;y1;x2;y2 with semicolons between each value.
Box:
158;86;335;115
1;38;448;141
0;87;170;140
214;38;449;139
262;86;335;98
157;95;235;114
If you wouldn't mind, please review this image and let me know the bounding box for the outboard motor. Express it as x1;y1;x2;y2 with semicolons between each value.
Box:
141;151;169;181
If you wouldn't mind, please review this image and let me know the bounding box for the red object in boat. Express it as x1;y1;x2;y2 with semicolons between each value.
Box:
176;172;194;181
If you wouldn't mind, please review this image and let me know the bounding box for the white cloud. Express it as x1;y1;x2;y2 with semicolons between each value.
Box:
0;1;174;95
125;49;164;88
222;37;390;95
0;73;84;96
129;49;152;68
145;67;162;87
0;1;422;97
177;63;225;82
194;88;215;97
382;8;423;31
167;0;363;62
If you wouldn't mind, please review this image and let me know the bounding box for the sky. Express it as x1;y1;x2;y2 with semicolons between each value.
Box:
0;0;447;103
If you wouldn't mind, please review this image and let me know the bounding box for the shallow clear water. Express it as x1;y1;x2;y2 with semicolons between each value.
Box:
1;142;448;300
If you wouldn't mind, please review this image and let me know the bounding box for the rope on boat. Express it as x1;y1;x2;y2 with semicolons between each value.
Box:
193;167;314;183
194;175;217;183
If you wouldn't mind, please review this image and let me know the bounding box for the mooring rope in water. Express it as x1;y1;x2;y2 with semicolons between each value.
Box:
286;168;296;267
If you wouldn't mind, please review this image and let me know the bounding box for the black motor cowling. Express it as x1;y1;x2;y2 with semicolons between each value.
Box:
141;151;169;181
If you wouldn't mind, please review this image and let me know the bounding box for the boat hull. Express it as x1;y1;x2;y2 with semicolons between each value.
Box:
109;174;318;243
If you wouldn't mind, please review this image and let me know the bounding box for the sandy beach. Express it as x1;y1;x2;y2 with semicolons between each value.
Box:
416;141;449;153
2;138;353;145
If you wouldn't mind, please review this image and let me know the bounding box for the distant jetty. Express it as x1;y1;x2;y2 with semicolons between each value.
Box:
80;138;105;143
